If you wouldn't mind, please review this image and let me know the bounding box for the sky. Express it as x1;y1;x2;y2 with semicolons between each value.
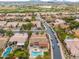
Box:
0;0;78;2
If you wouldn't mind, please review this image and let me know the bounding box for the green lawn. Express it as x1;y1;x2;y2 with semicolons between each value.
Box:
8;49;29;59
54;28;75;41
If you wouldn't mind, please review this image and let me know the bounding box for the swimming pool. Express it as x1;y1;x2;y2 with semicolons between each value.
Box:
2;47;12;58
31;51;43;57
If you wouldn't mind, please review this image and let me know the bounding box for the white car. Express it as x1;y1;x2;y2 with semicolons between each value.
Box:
57;43;60;47
52;44;55;49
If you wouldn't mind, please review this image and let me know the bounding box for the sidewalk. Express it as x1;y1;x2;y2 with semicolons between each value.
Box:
48;34;54;59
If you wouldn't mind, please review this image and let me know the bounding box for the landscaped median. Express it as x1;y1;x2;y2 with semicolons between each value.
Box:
53;28;75;59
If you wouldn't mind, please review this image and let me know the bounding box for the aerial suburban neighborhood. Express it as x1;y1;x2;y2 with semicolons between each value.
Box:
0;0;79;59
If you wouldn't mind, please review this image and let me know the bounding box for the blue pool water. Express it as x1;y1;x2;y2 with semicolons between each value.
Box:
32;51;43;57
2;47;12;58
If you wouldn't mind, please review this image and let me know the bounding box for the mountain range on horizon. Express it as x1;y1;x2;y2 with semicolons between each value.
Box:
0;0;78;2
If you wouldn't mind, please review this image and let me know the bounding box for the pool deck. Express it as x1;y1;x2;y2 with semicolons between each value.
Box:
29;47;44;58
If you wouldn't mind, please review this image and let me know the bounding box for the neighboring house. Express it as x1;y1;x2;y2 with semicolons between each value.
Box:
23;16;32;20
9;33;28;48
0;21;7;28
64;38;79;57
29;33;49;50
29;33;49;58
73;28;79;37
59;23;69;29
5;15;16;20
75;18;79;22
53;19;66;28
6;13;32;16
6;22;18;28
0;36;9;48
32;21;42;29
18;22;28;27
0;15;5;21
0;13;33;21
41;15;52;21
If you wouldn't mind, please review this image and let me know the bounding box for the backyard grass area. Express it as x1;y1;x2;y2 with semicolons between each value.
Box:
14;49;29;58
7;49;29;59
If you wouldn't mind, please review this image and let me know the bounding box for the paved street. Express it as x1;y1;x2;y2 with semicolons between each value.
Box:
36;13;62;59
44;22;62;59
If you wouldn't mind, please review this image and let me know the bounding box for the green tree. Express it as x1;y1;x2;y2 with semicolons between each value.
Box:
21;24;27;30
21;22;33;30
32;16;35;21
27;22;33;30
70;21;79;29
40;31;44;35
62;16;76;23
0;29;6;35
44;52;49;56
24;41;29;49
27;31;32;38
5;30;14;37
